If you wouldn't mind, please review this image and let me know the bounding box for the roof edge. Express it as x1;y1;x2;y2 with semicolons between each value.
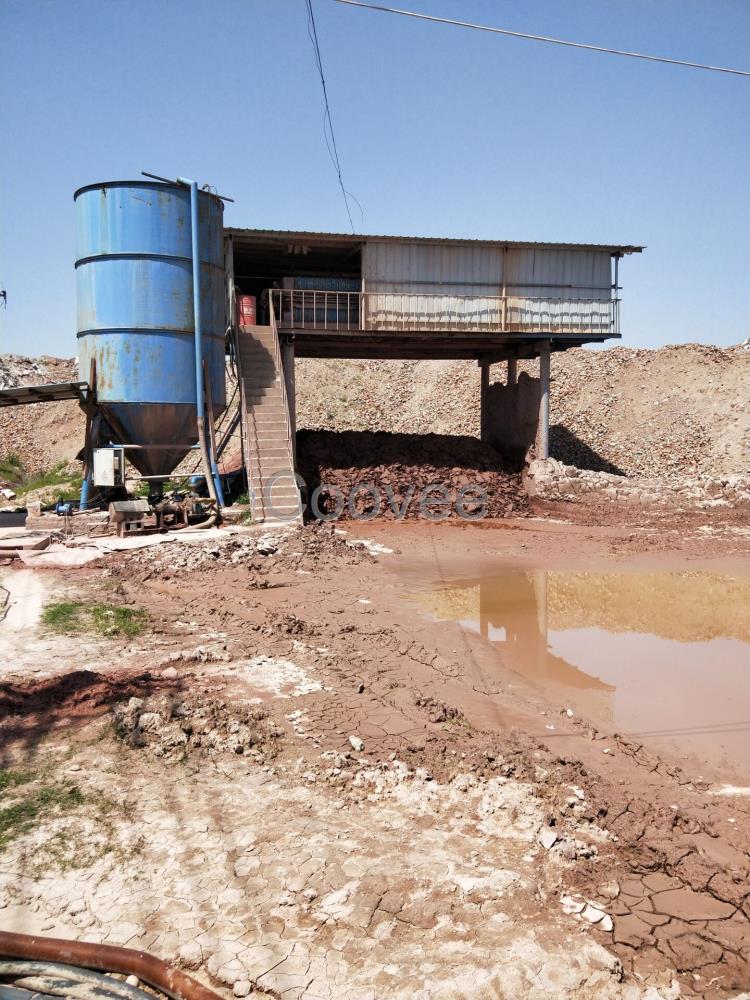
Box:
226;227;644;254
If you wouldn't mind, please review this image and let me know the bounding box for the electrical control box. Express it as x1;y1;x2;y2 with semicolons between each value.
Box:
93;447;125;488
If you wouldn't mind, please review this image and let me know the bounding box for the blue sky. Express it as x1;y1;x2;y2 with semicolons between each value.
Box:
1;0;748;356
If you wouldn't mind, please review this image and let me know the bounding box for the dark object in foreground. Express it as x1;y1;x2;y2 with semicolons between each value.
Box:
0;933;222;1000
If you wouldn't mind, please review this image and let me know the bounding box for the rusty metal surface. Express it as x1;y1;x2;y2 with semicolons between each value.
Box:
0;383;89;407
0;933;223;1000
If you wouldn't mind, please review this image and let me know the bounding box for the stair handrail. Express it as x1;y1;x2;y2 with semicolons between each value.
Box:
236;325;266;520
268;299;296;475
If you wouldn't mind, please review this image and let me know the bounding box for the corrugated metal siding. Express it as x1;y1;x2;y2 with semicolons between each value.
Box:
504;249;612;299
360;241;614;332
362;240;503;328
363;240;503;293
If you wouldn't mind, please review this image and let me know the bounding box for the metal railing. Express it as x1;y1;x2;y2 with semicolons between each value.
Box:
270;289;619;336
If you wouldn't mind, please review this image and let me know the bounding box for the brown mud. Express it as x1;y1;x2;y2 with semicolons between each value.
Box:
0;502;749;998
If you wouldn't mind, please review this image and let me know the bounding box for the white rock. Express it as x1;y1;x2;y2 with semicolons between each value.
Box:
233;982;251;997
538;828;558;850
581;902;606;924
561;894;586;915
161;666;178;679
597;880;620;899
599;914;614;932
177;941;203;970
348;735;365;752
125;976;139;987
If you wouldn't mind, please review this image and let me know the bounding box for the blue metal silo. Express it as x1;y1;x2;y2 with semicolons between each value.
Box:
74;180;226;479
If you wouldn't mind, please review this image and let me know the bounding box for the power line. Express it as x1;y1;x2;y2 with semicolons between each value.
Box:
305;0;357;232
333;0;750;78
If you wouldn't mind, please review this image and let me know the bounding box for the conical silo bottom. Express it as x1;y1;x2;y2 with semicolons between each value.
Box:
101;403;198;478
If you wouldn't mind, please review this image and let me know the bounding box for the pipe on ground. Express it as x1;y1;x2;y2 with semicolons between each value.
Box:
0;934;222;1000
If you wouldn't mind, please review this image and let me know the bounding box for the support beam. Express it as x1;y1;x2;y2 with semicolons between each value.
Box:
507;357;517;386
537;341;551;460
479;360;490;443
281;337;297;465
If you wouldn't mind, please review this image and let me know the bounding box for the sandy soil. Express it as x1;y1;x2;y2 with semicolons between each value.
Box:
0;501;749;1000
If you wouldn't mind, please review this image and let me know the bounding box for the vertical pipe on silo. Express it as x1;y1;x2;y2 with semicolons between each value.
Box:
180;178;221;507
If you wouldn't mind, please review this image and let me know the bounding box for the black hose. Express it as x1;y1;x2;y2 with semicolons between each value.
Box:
0;965;152;1000
0;986;58;1000
10;977;142;1000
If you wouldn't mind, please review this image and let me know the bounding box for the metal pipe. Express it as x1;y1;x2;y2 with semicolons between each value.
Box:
0;934;222;1000
177;178;220;509
216;409;240;460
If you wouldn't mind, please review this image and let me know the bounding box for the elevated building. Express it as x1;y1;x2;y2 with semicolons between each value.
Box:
226;229;642;520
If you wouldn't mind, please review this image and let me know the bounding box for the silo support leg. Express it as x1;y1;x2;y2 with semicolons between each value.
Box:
537;342;551;460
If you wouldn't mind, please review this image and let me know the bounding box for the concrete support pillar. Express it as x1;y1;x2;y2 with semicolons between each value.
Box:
281;337;296;465
507;357;517;386
479;360;490;444
537;342;550;460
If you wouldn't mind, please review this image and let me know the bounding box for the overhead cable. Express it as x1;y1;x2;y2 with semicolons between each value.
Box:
305;0;357;232
333;0;750;77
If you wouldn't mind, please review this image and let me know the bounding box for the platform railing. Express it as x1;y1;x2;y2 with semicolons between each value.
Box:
270;289;618;336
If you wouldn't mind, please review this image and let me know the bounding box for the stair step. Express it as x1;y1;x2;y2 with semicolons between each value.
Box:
251;495;300;505
250;479;298;492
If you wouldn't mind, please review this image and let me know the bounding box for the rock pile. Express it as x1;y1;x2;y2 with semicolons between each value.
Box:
297;430;529;520
113;692;282;760
125;523;374;580
526;458;750;508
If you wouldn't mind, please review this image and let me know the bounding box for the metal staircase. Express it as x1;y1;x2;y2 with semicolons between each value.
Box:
235;315;301;524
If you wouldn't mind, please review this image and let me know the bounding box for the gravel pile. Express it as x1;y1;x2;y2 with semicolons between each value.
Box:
297;429;529;520
526;458;750;509
0;354;83;472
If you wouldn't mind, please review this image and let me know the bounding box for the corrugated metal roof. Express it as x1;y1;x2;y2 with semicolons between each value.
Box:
227;228;644;255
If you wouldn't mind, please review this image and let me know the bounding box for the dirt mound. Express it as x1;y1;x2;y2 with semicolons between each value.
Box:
125;522;374;581
113;692;282;760
0;669;178;751
0;354;83;473
296;345;749;479
3;344;747;484
297;429;529;520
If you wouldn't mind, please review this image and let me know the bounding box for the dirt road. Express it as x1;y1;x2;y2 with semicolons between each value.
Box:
0;503;748;999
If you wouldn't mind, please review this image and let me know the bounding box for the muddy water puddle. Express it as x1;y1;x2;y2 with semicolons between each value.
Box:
414;569;750;783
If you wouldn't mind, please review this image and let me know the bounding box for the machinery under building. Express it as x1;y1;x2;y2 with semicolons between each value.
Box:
0;177;643;529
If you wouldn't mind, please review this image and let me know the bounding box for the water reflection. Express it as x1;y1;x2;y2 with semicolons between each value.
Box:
417;569;750;779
